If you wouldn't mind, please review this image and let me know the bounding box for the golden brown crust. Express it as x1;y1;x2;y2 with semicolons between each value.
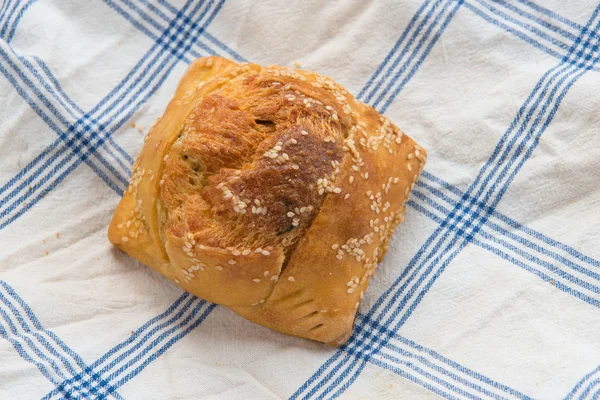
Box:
108;56;426;346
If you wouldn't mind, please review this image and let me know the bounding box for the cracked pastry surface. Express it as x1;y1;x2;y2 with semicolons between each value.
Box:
108;56;427;346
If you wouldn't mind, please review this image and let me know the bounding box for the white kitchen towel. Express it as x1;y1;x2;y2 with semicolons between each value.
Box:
1;0;600;399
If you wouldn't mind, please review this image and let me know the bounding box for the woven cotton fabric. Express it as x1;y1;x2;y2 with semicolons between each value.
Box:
1;0;600;399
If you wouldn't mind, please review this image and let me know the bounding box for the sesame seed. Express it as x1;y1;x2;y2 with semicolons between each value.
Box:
349;176;354;183
288;276;295;282
408;153;414;159
365;172;369;179
191;265;199;271
264;271;269;277
336;255;343;260
242;249;251;256
271;275;279;282
255;248;263;253
262;250;270;256
301;130;308;135
174;279;180;284
215;266;223;271
408;164;412;171
347;288;355;294
290;138;298;144
287;212;295;217
292;164;300;170
333;188;342;194
332;244;339;249
394;177;400;183
253;278;261;283
122;237;129;242
228;260;237;265
344;194;350;200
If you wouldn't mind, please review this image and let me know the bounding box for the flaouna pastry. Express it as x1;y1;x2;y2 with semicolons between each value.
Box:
108;56;426;346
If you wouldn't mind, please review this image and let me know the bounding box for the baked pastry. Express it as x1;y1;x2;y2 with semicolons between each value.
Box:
108;56;426;346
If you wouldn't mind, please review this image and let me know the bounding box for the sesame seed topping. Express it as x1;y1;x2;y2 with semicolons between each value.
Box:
301;130;308;135
122;237;129;242
349;176;354;183
287;212;295;217
242;249;251;256
255;248;263;253
332;244;339;249
333;187;342;194
253;278;261;283
232;249;241;256
288;276;295;282
174;279;180;284
344;194;350;200
271;275;279;282
264;271;269;277
228;260;237;265
215;266;223;271
262;250;271;256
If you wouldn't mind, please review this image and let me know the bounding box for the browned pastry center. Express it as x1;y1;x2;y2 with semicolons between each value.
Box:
108;56;426;346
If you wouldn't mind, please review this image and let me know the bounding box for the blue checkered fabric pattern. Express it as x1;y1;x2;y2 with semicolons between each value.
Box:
1;0;600;399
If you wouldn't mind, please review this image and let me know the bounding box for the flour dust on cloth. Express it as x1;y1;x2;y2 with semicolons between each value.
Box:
1;0;600;399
